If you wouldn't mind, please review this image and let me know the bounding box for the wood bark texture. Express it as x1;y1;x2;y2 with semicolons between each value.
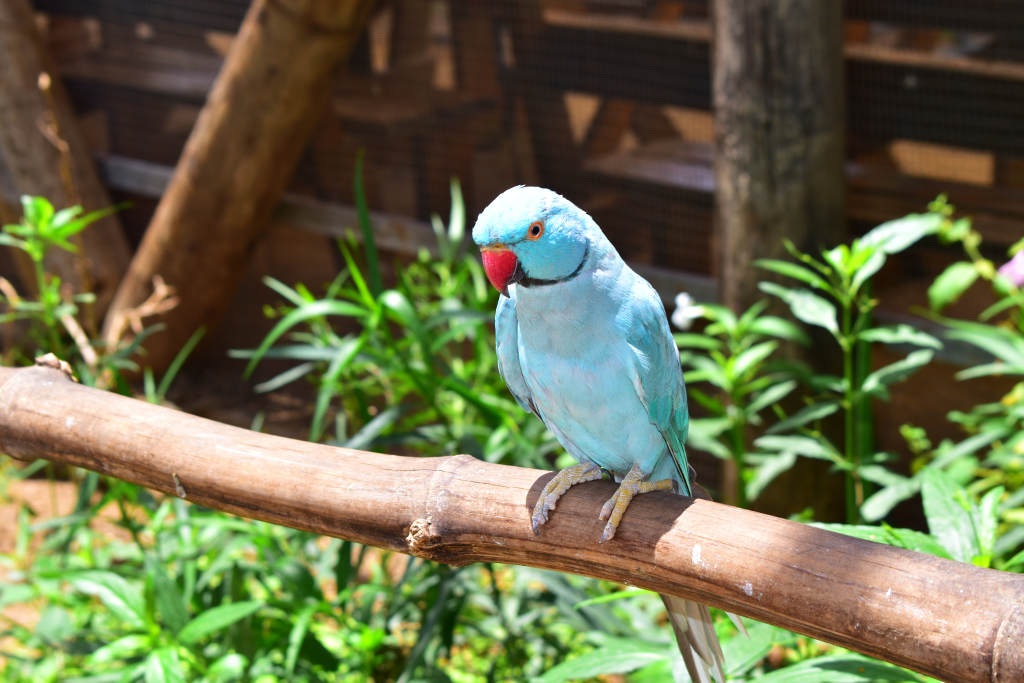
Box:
712;0;846;311
103;0;376;371
0;364;1021;683
0;0;129;317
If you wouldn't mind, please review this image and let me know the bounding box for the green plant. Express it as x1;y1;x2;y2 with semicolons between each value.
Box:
847;198;1024;562
676;300;808;507
821;467;1020;572
0;196;118;361
754;212;945;522
234;176;558;469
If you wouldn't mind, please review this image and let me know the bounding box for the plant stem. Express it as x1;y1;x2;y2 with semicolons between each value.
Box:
841;300;859;524
729;405;748;508
33;255;61;352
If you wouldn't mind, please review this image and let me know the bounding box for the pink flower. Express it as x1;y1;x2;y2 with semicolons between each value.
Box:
998;250;1024;287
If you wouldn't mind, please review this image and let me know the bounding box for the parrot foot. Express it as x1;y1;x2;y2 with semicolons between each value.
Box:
598;463;673;543
531;462;603;534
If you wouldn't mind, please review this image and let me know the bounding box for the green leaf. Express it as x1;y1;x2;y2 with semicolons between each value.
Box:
755;435;842;464
860;350;933;398
688;417;733;459
261;275;311;306
766;401;840;435
207;653;248;682
759;282;839;337
154;327;205;402
573;587;651;609
242;299;366;377
849;245;886;295
309;336;365;441
252;361;316;393
21;195;54;229
72;571;147;629
149;560;187;634
379;289;419;330
51;203;124;242
177;601;262;645
340;405;402;450
928;261;979;311
731;341;778;381
858;324;942;350
144;647;186;683
860;212;943;255
860;477;921;522
815;523;950;558
353;149;382;296
745;451;796;501
285;604;316;673
757;654;924;681
35;605;74;645
536;640;668;683
722;619;797;677
945;325;1024;371
921;469;977;564
88;634;151;665
686;355;729;391
974;486;1003;567
755;259;832;293
674;333;722;351
747;380;798;415
746;315;811;345
954;362;1023;380
1003;546;1024;572
932;427;1011;469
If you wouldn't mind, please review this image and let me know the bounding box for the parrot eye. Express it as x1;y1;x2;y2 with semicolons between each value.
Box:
526;220;544;240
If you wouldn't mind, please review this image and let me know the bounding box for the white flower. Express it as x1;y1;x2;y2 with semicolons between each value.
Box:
671;292;704;330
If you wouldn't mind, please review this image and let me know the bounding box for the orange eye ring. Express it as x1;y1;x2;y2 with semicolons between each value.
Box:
526;220;544;240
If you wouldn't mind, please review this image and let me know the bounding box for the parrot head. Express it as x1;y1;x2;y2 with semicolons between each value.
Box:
472;186;594;297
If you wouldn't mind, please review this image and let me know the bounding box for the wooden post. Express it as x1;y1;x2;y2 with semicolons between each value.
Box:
1;362;1022;683
711;1;846;506
103;0;376;372
0;0;130;320
712;0;846;310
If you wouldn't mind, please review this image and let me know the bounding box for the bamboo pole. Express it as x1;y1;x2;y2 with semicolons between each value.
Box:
102;0;376;373
0;363;1021;683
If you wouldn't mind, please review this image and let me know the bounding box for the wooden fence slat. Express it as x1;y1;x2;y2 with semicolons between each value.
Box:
0;363;1021;682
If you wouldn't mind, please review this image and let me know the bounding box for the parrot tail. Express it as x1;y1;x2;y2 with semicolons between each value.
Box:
660;594;726;683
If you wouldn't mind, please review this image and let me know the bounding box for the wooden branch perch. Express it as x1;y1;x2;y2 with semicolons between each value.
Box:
0;364;1021;683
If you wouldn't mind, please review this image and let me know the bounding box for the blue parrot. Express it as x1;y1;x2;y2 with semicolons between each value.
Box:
472;186;727;682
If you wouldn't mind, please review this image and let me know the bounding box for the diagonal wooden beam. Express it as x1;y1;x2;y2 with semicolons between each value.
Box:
0;362;1021;683
102;0;376;372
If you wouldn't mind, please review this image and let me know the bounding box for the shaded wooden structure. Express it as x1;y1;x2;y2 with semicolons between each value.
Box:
13;0;1023;275
2;361;1022;683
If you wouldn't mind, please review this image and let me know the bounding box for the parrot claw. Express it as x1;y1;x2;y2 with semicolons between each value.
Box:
530;462;602;534
596;463;674;543
530;500;553;535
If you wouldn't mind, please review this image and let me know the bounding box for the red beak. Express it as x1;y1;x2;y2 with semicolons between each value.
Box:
481;247;521;297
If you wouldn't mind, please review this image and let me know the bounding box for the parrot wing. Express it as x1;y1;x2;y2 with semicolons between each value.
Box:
622;279;693;495
495;294;534;414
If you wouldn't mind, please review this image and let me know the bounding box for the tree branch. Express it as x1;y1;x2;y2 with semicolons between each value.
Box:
0;364;1021;682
